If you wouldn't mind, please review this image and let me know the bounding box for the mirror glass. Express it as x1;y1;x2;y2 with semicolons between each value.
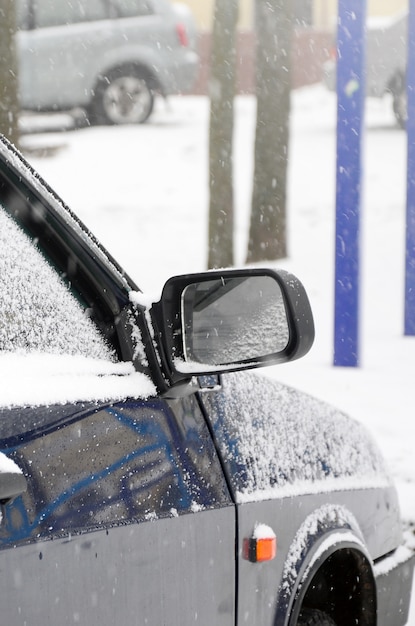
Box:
180;275;290;368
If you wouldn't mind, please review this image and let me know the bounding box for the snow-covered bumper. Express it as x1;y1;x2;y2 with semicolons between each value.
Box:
375;528;415;626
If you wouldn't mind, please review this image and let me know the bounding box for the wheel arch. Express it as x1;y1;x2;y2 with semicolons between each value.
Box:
274;504;377;626
93;61;162;95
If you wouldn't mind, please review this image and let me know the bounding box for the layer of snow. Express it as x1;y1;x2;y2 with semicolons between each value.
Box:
201;371;391;501
0;452;25;527
19;86;415;620
253;523;276;540
281;504;363;594
0;353;156;407
374;528;415;576
0;207;113;361
0;451;23;475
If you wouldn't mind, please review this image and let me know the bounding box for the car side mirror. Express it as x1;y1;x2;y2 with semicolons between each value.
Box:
151;268;314;387
180;274;290;367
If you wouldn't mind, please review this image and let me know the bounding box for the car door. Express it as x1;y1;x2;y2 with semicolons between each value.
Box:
0;398;236;625
0;175;236;624
16;0;113;110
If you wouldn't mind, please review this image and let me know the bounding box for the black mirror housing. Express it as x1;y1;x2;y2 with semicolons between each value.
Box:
151;268;314;388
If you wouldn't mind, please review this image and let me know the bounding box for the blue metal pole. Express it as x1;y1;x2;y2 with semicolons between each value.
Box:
334;0;367;367
405;0;415;335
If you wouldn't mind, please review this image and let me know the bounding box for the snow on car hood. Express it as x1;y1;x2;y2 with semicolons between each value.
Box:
200;371;391;503
0;352;156;408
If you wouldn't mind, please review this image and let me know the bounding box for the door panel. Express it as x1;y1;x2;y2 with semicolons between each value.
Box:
0;510;234;625
0;396;235;625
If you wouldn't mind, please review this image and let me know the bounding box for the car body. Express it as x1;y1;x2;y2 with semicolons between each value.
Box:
15;0;199;124
0;134;413;625
323;12;407;127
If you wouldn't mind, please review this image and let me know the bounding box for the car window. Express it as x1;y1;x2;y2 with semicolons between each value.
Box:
0;206;114;361
0;396;230;545
32;0;108;28
111;0;154;18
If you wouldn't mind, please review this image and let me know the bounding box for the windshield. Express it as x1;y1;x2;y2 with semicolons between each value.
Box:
0;206;114;360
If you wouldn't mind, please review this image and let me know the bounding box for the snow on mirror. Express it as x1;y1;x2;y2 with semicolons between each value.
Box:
181;276;290;367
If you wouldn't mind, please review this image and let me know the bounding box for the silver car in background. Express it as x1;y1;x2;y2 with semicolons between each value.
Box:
323;11;407;128
16;0;199;124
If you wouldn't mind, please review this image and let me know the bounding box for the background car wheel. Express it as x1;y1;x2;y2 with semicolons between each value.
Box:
392;73;407;129
297;608;337;626
90;68;155;125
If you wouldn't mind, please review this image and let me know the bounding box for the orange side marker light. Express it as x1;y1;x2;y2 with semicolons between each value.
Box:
243;524;277;563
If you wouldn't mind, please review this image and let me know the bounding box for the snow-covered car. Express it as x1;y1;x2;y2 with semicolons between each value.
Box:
15;0;199;124
0;134;413;626
323;11;407;128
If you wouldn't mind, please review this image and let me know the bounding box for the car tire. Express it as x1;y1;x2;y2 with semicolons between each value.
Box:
89;67;155;126
392;73;407;129
297;608;337;626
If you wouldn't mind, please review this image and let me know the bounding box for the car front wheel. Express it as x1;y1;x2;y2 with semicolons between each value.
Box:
90;69;155;125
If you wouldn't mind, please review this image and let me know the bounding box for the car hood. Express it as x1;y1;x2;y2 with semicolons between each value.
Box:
199;371;391;503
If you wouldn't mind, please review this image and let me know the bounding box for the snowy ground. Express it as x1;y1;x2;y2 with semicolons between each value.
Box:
20;84;415;620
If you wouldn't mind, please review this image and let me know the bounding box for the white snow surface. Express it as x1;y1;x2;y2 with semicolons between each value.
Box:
0;207;114;361
253;523;276;539
202;371;391;501
0;353;156;406
19;85;415;618
281;504;363;594
374;529;415;576
0;451;23;475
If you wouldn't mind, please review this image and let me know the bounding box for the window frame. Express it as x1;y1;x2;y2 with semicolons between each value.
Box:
109;0;155;19
0;152;136;361
31;0;111;29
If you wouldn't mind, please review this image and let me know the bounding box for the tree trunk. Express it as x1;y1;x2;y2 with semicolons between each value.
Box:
0;0;19;147
247;0;292;263
207;0;238;269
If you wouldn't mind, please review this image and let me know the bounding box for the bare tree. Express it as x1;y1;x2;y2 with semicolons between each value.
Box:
247;0;293;263
208;0;238;269
0;0;19;146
